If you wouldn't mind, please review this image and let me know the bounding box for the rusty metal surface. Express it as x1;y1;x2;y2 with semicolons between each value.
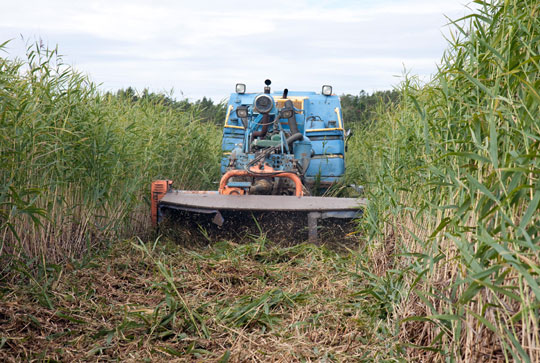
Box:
160;190;366;212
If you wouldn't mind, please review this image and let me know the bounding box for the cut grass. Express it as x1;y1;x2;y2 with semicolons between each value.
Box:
0;238;399;362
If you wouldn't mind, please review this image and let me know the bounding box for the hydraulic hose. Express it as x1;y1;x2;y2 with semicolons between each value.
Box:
252;113;270;138
286;132;303;146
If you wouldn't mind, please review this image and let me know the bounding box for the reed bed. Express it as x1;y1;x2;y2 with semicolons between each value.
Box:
2;0;538;359
0;42;221;266
347;0;539;360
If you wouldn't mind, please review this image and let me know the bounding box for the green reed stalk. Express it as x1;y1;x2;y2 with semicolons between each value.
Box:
0;42;221;266
348;0;539;360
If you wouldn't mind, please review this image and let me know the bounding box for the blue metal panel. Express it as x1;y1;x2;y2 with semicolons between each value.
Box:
306;156;345;178
228;181;252;188
220;156;229;174
220;90;347;183
310;139;344;155
226;117;245;128
304;96;342;129
306;131;345;156
222;133;243;151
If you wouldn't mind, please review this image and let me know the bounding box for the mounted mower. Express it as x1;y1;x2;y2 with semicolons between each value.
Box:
151;80;366;243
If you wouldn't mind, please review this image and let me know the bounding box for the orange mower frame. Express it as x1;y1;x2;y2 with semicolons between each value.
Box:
218;165;304;197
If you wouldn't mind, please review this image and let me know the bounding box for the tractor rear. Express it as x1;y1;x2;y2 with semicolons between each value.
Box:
151;80;366;243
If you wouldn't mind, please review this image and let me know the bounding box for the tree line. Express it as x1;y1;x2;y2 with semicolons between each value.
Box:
111;87;399;127
111;87;227;125
340;89;399;126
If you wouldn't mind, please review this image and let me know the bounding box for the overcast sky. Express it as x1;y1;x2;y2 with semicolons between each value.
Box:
1;0;474;101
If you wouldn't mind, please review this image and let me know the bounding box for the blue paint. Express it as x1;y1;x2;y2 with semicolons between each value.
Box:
220;87;347;192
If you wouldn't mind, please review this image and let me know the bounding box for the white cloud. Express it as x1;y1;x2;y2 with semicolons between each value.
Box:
1;0;476;100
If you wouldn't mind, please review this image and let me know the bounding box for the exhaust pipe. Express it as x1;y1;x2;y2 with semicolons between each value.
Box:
252;113;270;139
285;100;300;135
284;99;302;147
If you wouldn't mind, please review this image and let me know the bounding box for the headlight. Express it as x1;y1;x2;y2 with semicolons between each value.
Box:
236;106;248;118
253;94;274;114
322;85;332;96
236;83;246;94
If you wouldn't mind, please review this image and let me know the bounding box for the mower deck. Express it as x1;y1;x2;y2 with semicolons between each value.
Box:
158;190;367;243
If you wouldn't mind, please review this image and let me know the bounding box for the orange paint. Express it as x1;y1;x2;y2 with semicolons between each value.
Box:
221;187;245;195
151;180;172;226
219;165;303;197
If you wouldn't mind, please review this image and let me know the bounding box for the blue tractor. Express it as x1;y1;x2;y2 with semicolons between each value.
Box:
220;79;347;196
151;80;365;243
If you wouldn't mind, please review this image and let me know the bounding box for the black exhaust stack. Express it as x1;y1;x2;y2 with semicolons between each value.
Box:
264;79;271;94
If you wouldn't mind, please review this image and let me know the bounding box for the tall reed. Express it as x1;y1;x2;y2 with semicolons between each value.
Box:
348;0;539;360
0;42;221;266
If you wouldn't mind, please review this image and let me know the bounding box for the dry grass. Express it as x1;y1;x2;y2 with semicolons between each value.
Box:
0;238;397;362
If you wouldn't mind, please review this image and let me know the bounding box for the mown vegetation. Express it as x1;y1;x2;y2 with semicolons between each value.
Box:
1;237;397;361
347;0;539;360
1;0;539;360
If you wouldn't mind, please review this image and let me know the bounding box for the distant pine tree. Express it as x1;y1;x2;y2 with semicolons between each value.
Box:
340;90;399;127
112;88;226;125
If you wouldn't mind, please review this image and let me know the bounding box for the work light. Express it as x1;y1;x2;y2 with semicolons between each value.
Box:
322;85;332;96
236;83;246;94
236;106;248;118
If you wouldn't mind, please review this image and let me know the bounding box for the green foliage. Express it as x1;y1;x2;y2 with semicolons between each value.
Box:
0;41;222;264
347;0;539;360
217;288;307;329
341;90;399;127
192;96;227;126
111;88;227;126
